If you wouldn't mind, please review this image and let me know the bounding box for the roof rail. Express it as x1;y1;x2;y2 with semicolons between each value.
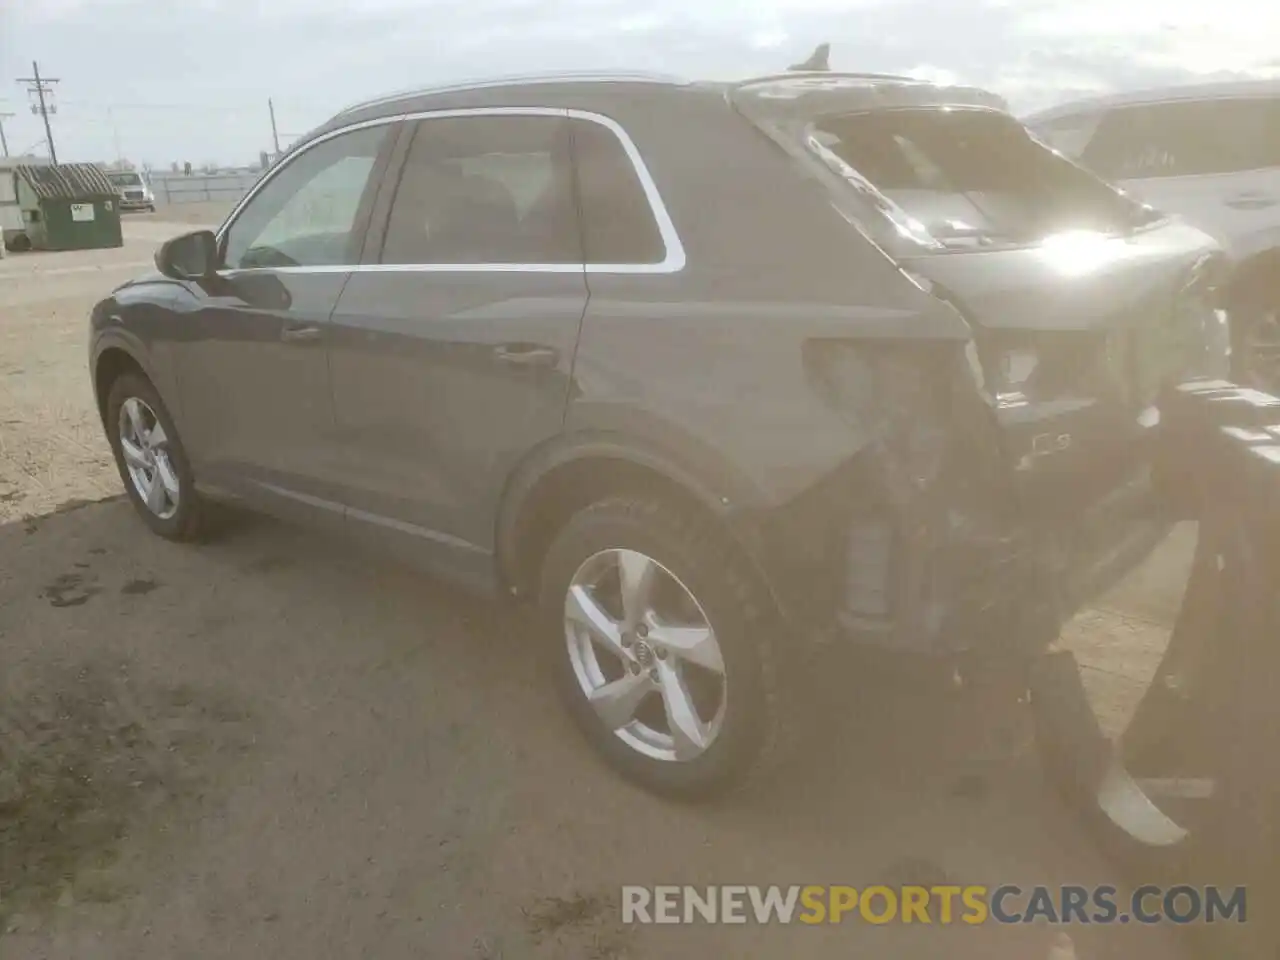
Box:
335;70;689;118
734;71;921;90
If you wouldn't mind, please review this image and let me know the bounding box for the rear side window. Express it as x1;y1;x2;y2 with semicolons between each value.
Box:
1081;99;1280;179
381;114;580;264
809;109;1151;249
571;118;666;265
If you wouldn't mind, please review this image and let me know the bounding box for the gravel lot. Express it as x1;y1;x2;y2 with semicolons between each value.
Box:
0;206;1196;958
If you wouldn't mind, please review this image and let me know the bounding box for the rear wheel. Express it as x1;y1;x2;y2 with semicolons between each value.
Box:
1238;301;1280;392
1230;266;1280;393
539;496;781;800
105;371;205;541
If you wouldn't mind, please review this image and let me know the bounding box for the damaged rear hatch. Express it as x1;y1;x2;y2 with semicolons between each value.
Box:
733;75;1231;610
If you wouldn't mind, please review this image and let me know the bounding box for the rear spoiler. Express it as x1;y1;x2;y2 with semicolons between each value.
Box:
732;73;1010;120
735;43;1010;118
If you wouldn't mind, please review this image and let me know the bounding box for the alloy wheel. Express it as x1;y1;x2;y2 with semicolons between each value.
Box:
118;397;180;520
564;548;728;762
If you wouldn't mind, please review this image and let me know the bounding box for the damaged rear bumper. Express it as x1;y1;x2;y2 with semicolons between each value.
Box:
733;343;1172;661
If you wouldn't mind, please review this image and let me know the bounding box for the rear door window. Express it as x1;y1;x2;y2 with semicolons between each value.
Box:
808;109;1152;249
380;114;580;265
1081;98;1280;179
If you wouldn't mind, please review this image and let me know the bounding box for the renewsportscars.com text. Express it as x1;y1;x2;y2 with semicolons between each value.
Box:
621;884;1247;926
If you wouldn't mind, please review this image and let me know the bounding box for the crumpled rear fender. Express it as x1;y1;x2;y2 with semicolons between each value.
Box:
732;341;1059;657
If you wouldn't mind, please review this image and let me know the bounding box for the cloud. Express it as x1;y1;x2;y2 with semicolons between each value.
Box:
0;0;1274;164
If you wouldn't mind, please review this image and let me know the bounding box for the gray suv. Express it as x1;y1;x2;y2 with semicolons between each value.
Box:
90;71;1229;798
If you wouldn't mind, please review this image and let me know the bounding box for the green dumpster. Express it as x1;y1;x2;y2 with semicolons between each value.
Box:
14;163;124;251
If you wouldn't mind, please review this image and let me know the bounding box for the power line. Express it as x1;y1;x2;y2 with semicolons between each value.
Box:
61;100;253;112
14;61;59;164
60;99;320;113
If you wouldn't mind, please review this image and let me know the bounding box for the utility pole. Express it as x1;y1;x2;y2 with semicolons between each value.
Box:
15;61;60;164
0;112;13;158
268;98;281;157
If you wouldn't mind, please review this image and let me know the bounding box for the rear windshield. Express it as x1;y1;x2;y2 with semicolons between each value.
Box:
807;109;1158;250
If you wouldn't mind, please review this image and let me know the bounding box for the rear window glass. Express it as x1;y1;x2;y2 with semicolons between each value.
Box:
808;109;1154;250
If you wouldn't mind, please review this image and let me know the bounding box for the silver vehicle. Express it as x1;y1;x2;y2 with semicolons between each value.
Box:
1027;80;1280;388
107;170;156;212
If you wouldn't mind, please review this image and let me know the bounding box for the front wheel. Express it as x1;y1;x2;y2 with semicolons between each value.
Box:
105;371;205;540
539;497;782;800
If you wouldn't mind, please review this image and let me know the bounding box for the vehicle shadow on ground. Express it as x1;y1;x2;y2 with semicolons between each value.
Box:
0;500;1190;960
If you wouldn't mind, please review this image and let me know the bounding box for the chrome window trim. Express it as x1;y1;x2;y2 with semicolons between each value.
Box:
215;105;685;277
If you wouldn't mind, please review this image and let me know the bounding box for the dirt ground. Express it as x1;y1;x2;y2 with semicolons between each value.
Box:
0;209;1198;958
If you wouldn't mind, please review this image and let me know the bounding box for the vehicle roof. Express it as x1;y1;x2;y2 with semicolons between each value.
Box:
332;70;695;119
315;69;1009;138
1025;77;1280;124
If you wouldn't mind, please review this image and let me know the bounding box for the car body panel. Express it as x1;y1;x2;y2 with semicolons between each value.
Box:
901;219;1226;492
91;277;186;425
328;271;586;582
1110;169;1280;263
165;271;351;527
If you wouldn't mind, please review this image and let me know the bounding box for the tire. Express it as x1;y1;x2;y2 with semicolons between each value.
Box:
538;496;782;800
1231;275;1280;393
105;371;206;541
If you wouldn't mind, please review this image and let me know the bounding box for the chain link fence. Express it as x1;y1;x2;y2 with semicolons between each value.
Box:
150;171;261;206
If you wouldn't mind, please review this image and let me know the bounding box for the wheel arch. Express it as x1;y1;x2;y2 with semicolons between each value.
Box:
496;433;775;609
92;343;151;428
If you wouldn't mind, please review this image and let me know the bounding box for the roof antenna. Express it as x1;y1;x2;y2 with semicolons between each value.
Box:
789;43;831;72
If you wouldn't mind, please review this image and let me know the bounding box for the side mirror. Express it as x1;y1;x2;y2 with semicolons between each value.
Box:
155;229;218;280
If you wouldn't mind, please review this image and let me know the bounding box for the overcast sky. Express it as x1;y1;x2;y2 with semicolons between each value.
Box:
1;0;1276;167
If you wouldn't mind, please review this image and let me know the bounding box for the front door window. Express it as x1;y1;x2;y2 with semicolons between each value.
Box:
221;125;390;270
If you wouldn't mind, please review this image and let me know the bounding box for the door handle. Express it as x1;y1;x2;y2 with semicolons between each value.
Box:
493;344;559;367
281;324;324;344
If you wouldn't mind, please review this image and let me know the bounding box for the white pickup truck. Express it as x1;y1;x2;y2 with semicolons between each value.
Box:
107;170;156;212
